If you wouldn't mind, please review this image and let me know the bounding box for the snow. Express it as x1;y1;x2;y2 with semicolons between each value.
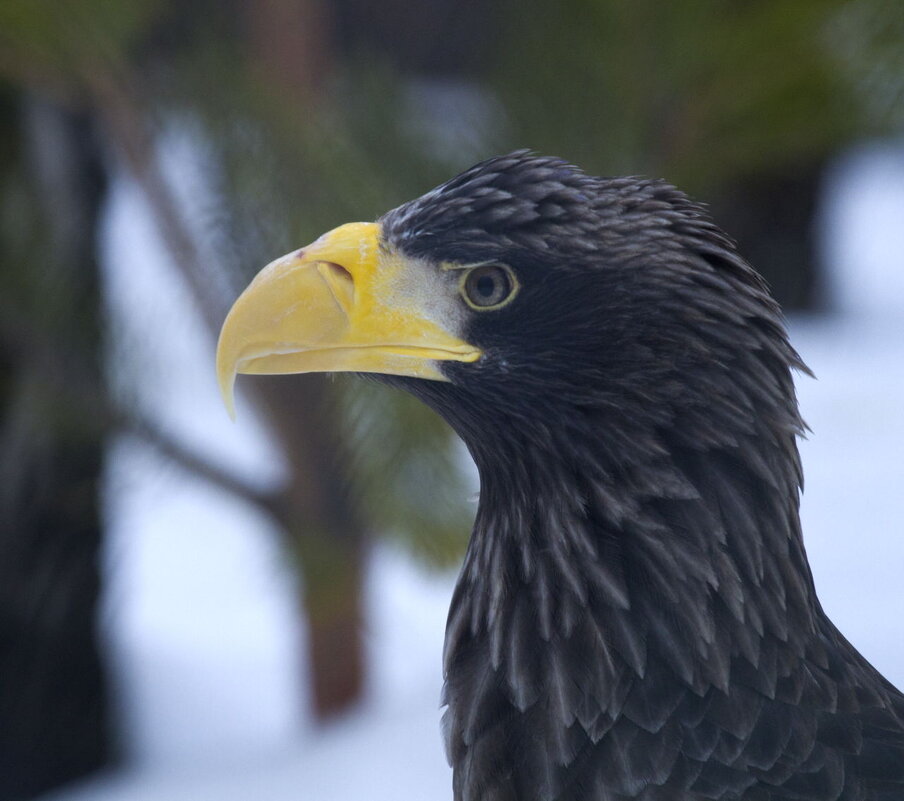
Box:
47;142;904;800
792;141;904;688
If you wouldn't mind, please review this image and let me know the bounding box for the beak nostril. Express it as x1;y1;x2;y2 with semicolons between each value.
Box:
325;260;353;283
317;261;355;315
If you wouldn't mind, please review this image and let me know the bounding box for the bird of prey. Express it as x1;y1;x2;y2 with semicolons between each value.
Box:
217;152;904;800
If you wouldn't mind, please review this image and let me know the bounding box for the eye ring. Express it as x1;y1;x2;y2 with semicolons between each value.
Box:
460;264;519;310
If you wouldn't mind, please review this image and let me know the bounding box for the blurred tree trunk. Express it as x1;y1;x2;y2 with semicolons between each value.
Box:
257;375;367;718
0;90;111;799
239;0;368;719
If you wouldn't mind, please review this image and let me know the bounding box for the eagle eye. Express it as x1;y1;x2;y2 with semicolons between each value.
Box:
461;264;519;310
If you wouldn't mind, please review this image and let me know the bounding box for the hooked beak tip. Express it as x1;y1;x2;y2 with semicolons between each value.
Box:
216;352;238;421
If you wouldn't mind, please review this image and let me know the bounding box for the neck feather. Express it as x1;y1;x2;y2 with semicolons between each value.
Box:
442;410;820;800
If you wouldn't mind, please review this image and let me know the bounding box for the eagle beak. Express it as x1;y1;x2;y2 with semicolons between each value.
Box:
216;221;481;418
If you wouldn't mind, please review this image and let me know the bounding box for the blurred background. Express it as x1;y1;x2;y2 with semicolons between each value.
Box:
1;1;903;799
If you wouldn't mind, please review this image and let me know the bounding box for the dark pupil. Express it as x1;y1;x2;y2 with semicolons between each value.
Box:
476;275;496;298
468;267;509;306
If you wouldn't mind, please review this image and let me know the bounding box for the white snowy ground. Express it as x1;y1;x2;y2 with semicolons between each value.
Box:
49;142;904;801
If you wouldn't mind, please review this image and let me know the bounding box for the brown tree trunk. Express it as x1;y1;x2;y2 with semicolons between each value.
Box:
298;537;366;716
240;0;369;720
257;373;368;719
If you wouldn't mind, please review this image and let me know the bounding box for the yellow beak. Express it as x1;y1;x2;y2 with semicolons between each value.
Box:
216;222;481;418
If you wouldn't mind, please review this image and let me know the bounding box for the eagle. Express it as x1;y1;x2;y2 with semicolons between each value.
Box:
216;152;904;800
